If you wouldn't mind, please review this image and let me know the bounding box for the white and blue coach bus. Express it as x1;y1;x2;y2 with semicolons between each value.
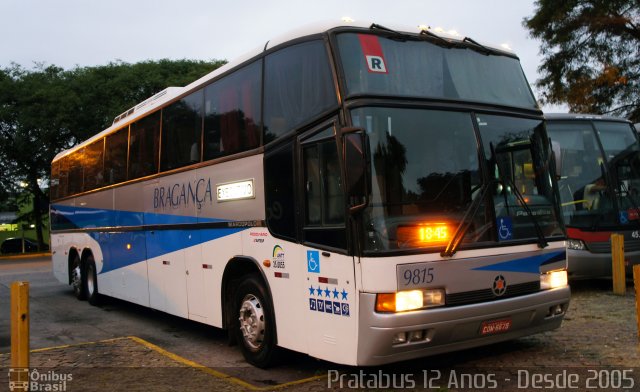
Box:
50;20;570;367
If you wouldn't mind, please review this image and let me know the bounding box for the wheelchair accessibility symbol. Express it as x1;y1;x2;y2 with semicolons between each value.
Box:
497;217;513;241
307;250;320;273
620;211;629;224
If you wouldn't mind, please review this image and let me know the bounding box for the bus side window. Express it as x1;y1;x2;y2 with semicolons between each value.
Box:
104;126;128;185
264;141;296;240
161;90;203;171
322;141;345;224
50;161;60;200
83;138;105;191
129;111;160;180
204;60;261;161
301;132;346;250
263;40;337;142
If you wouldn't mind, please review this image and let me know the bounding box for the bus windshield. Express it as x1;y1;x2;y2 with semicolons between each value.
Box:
336;32;537;109
351;107;563;253
548;120;640;229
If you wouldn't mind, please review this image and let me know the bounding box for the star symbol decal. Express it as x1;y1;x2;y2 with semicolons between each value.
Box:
324;287;331;298
332;288;339;299
341;289;348;300
309;285;315;296
316;286;323;297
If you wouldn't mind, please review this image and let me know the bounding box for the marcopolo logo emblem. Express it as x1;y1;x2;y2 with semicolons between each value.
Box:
492;275;507;297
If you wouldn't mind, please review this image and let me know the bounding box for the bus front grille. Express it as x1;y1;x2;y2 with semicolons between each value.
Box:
445;281;541;307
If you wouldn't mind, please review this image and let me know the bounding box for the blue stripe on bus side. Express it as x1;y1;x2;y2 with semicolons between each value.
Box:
471;250;566;274
90;227;244;274
51;204;246;274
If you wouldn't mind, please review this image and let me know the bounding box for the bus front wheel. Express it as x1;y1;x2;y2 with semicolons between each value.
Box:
233;275;279;368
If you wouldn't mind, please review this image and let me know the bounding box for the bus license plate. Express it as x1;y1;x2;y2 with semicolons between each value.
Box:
480;319;512;335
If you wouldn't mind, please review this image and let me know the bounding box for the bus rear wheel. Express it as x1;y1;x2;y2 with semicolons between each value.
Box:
84;255;101;306
233;275;279;368
71;254;86;300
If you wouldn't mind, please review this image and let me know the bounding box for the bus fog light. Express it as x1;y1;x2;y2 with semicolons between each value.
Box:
409;330;424;342
376;289;445;312
547;304;565;317
392;332;407;345
567;239;585;250
540;270;568;290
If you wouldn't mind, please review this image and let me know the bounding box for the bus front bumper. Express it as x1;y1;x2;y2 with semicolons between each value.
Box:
567;248;640;279
356;287;570;366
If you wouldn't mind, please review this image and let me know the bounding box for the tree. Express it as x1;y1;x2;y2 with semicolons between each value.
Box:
524;0;640;122
0;59;225;249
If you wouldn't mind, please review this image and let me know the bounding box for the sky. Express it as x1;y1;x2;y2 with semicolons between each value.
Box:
0;0;566;111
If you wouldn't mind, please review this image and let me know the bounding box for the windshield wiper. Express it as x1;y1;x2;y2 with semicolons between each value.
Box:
369;23;412;41
503;177;549;249
489;143;549;249
419;29;452;47
491;143;548;249
441;181;492;257
462;37;493;55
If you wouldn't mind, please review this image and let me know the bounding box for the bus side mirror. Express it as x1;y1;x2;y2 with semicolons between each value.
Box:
342;128;369;214
551;140;562;180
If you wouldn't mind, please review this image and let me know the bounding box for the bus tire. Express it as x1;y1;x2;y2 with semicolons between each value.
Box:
71;254;86;300
233;275;279;368
85;255;101;306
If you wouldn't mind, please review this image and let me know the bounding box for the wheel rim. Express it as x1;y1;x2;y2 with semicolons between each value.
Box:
238;294;265;351
87;265;95;296
72;263;82;294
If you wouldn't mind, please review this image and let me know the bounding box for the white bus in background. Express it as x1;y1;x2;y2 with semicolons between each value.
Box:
50;20;570;368
546;114;640;278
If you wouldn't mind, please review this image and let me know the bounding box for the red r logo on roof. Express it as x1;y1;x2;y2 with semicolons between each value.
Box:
358;34;388;74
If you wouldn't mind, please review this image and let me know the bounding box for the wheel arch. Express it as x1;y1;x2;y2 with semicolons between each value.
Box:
220;256;276;341
67;247;81;285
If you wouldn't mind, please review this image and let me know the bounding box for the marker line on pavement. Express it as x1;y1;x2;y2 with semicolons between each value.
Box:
0;336;129;356
1;335;325;390
128;336;325;391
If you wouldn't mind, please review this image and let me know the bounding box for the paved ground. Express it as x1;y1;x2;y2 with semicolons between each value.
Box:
1;256;639;391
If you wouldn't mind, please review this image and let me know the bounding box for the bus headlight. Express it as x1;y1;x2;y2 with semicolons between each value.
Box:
375;289;445;312
566;239;586;250
540;270;568;290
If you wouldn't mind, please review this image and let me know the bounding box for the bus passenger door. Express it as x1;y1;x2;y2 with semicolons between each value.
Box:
298;125;358;364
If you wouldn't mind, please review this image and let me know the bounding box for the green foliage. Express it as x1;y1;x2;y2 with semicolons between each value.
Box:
524;0;639;121
0;58;226;247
